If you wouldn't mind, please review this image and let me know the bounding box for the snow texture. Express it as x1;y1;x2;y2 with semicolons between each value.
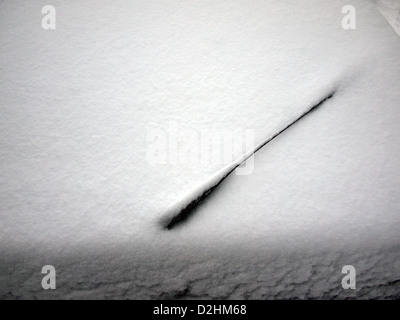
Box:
377;0;400;35
1;0;400;299
161;91;335;229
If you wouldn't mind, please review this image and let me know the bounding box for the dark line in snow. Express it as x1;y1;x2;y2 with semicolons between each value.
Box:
161;90;336;230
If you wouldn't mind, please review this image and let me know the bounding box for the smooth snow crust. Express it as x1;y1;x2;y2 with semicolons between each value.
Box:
1;0;400;299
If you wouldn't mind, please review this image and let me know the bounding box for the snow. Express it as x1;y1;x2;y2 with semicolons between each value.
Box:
160;90;335;229
1;0;400;299
377;0;400;35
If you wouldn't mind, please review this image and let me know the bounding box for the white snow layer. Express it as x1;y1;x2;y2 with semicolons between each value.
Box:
1;0;400;299
377;0;400;35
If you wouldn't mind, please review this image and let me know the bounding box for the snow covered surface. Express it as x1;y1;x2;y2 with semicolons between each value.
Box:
1;0;400;299
377;0;400;35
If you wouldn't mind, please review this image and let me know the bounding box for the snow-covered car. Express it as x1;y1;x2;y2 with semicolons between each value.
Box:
1;0;399;299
